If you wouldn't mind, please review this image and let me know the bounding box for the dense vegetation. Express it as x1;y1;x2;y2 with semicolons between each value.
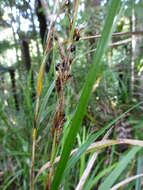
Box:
1;0;143;189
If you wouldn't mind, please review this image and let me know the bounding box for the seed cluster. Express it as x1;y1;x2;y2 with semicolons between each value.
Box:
52;22;81;143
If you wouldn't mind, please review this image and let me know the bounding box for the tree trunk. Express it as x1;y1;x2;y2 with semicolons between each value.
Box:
9;69;19;111
85;0;101;47
35;0;47;47
21;38;35;99
29;2;41;59
21;39;31;71
35;0;52;73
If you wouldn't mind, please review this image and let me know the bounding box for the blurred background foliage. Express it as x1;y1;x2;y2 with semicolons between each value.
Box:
1;0;143;189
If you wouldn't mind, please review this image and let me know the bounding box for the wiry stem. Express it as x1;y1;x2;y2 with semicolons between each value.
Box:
30;128;37;190
29;1;59;190
45;1;81;188
52;0;80;141
80;31;143;40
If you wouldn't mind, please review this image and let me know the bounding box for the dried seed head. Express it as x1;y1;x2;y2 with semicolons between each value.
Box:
55;64;60;71
65;0;70;6
62;60;67;69
70;44;76;52
56;77;62;93
73;28;80;41
67;74;72;80
54;35;58;41
69;58;73;65
75;35;80;41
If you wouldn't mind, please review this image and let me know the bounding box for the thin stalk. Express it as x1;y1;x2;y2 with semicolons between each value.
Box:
30;128;37;190
69;0;80;43
46;130;57;190
75;127;114;190
80;31;143;40
29;1;59;190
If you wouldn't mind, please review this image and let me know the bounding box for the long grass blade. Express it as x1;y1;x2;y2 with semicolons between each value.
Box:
35;138;143;182
85;163;117;190
135;152;142;190
50;1;122;189
75;126;113;190
98;147;141;190
35;100;143;182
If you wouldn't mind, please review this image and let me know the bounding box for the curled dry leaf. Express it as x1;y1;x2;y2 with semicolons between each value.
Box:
34;138;143;183
110;173;143;190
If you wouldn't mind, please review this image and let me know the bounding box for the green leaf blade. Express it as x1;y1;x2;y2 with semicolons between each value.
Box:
98;147;141;190
51;1;122;189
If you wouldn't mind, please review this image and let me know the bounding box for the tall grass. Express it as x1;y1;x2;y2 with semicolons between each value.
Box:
50;1;123;189
1;0;143;189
